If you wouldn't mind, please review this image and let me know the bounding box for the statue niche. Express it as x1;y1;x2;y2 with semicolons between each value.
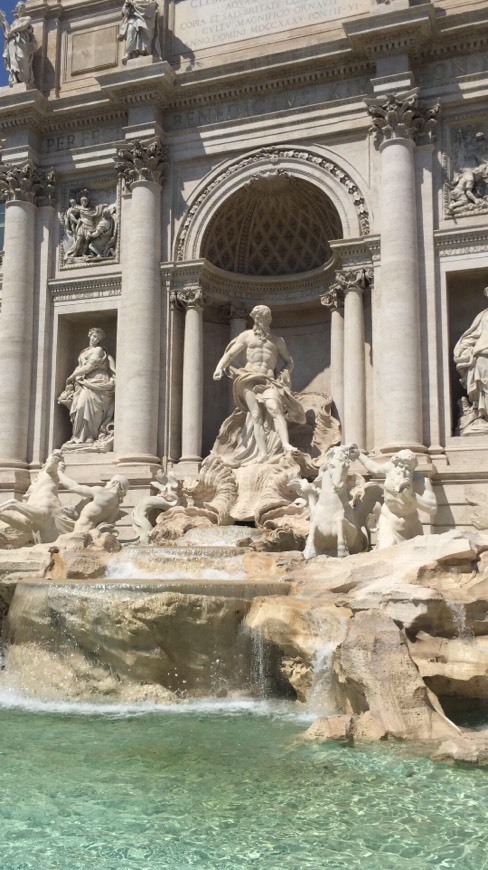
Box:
118;0;161;64
454;287;488;435
58;327;116;453
0;3;38;87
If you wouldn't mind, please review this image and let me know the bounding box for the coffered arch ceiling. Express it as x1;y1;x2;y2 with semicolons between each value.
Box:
201;174;342;277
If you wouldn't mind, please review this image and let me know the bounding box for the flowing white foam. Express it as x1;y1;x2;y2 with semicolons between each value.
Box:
105;558;245;582
0;686;314;722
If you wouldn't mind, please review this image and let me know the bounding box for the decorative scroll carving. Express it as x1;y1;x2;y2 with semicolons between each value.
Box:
332;267;373;295
114;139;167;191
365;90;440;144
320;286;344;312
176;145;370;260
0;160;55;205
170;284;205;310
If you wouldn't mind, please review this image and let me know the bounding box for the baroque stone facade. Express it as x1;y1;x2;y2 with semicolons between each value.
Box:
0;0;487;533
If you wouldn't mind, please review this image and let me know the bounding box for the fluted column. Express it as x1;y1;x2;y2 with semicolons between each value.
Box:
365;90;439;453
0;163;55;467
113;139;167;463
321;286;344;425
177;285;205;473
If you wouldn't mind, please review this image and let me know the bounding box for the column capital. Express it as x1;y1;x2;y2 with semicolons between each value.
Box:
0;160;56;206
365;90;440;145
320;285;344;312
114;138;167;192
170;283;205;311
324;268;373;303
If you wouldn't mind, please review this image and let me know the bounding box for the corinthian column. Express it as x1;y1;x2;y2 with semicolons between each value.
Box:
113;139;167;463
321;285;344;426
0;162;55;468
365;90;439;453
176;285;205;475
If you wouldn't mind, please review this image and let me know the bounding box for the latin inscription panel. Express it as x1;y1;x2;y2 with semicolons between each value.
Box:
174;0;366;51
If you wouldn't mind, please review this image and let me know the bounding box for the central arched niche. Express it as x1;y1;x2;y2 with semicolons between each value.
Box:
201;173;342;277
200;173;345;457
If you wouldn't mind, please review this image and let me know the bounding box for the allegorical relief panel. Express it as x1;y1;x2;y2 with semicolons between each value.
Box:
444;126;488;219
59;182;119;270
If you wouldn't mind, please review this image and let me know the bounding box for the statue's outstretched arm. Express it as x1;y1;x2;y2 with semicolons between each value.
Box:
58;469;94;499
358;452;390;477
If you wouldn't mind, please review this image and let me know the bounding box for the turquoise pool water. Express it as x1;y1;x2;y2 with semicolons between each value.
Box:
0;695;487;870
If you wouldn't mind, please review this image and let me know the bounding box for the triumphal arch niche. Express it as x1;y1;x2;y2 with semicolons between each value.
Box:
0;0;486;533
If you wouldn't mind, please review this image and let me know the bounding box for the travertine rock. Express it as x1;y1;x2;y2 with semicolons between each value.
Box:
409;632;488;705
333;611;458;741
433;734;488;765
244;596;351;702
6;582;253;697
301;715;353;743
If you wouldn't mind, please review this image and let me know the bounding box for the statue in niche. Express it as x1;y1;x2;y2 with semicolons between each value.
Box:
58;328;116;452
357;450;437;549
63;192;117;262
0;3;38;87
212;304;306;466
118;0;161;64
454;288;488;435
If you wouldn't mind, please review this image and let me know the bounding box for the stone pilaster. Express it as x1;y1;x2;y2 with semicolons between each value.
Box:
176;284;205;475
365;90;439;453
114;139;166;464
0;161;55;471
320;286;345;426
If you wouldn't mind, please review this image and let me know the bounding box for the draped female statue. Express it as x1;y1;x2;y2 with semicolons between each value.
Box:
454;288;488;435
58;328;116;450
0;3;38;86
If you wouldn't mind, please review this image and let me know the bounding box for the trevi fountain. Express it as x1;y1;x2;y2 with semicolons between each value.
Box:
0;0;488;867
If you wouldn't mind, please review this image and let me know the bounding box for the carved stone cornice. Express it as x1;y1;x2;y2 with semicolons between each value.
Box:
365;90;440;144
0;161;56;205
170;284;205;311
114;138;167;192
49;274;121;304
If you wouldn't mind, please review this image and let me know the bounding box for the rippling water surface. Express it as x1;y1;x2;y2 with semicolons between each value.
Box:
0;695;487;869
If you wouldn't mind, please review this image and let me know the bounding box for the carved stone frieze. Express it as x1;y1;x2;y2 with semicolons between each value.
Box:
365;90;439;144
114;139;168;191
0;160;56;205
176;145;370;261
49;275;121;304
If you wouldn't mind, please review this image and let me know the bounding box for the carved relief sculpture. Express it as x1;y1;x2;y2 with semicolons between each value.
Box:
62;191;117;263
118;1;161;64
0;2;38;87
454;287;488;434
446;130;488;217
58;328;116;452
357;450;437;549
212;304;306;466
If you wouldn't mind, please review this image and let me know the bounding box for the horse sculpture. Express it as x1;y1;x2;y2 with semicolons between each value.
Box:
303;444;381;560
0;450;75;544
